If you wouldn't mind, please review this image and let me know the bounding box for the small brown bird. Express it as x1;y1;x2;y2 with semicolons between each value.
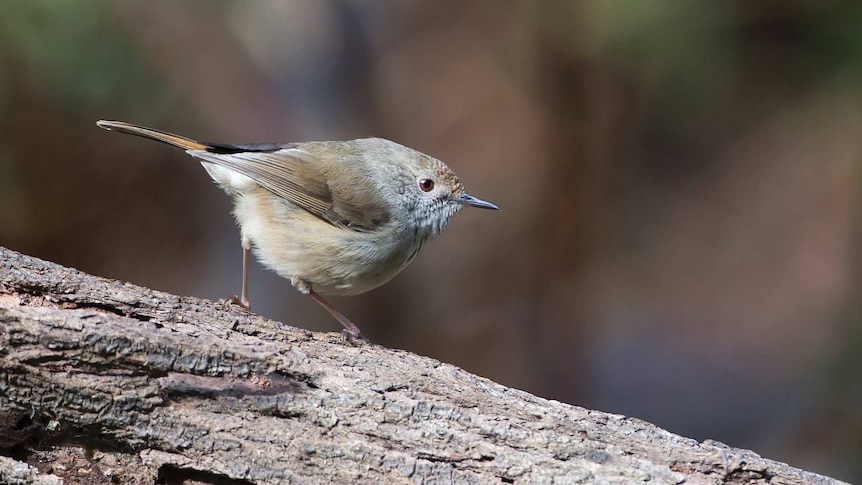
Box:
96;120;498;341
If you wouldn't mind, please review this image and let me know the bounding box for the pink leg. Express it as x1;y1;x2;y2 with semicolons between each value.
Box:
229;245;251;310
309;290;368;342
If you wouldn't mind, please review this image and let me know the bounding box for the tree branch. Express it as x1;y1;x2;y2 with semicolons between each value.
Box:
0;247;846;484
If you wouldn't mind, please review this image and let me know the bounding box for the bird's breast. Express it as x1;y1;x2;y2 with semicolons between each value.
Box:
234;190;428;296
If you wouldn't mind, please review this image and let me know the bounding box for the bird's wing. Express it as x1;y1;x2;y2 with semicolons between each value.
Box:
94;121;390;231
191;145;391;232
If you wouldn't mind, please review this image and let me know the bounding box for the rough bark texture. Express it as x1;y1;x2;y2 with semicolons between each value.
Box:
0;246;848;485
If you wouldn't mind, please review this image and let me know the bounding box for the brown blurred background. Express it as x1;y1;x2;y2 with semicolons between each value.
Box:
1;1;860;480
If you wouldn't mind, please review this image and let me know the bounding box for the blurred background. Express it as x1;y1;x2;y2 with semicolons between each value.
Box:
1;1;860;480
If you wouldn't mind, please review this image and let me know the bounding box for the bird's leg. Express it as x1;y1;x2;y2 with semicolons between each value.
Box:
229;244;251;310
308;290;368;342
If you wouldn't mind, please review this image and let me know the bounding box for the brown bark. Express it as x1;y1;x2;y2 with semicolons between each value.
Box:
0;247;846;484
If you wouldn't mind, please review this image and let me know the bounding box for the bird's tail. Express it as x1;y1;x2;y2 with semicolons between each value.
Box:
96;120;209;151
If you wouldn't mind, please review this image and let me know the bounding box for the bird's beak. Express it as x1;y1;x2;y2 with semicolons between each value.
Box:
455;193;500;210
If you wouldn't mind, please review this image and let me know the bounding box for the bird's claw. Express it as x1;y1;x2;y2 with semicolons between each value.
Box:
228;295;251;311
341;329;370;344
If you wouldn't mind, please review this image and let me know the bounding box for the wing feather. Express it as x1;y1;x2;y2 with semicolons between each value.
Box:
191;147;389;231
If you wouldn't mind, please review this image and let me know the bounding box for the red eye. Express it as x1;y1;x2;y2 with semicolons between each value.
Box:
419;178;435;192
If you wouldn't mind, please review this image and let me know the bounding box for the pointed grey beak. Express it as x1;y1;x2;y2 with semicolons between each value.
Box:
455;193;500;210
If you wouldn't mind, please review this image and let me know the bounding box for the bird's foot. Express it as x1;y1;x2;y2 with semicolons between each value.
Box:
341;328;370;344
228;295;251;311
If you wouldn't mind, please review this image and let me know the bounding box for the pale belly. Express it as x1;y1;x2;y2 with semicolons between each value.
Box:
233;189;425;296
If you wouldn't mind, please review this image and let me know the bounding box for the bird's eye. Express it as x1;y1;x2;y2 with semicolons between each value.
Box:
418;178;435;192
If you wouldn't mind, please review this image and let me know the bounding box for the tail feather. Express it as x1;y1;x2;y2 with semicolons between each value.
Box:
96;120;209;151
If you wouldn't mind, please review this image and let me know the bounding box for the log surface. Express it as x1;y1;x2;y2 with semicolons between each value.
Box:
0;246;847;484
